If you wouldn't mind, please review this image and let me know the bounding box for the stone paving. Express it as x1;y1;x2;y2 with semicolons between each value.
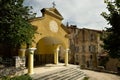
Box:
31;64;86;80
81;70;120;80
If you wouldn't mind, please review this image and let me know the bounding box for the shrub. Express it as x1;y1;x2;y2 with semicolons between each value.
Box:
1;75;32;80
83;77;89;80
80;65;85;69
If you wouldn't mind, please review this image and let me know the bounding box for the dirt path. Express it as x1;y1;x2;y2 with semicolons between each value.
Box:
81;70;120;80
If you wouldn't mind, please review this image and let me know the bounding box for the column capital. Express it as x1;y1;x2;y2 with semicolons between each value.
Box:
19;49;26;57
54;48;60;52
65;48;69;53
19;49;26;51
56;48;60;51
28;48;36;51
66;48;69;51
28;48;36;54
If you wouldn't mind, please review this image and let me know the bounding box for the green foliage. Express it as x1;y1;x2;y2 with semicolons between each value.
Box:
1;75;32;80
101;0;120;58
1;76;11;80
82;77;89;80
80;64;85;69
0;0;36;48
99;56;109;68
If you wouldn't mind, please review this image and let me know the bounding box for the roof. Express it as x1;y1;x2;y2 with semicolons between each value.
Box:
61;24;70;34
29;8;63;21
67;25;102;33
81;28;102;33
41;8;63;20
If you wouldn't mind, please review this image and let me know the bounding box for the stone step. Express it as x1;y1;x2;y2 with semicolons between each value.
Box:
36;68;73;80
52;68;81;80
68;72;85;80
34;68;70;80
33;67;86;80
32;68;67;79
48;69;83;80
54;71;81;80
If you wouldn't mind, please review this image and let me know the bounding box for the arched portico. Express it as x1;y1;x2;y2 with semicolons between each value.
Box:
27;37;69;75
34;37;67;65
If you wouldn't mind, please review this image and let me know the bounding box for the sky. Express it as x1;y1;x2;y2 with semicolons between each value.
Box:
24;0;110;30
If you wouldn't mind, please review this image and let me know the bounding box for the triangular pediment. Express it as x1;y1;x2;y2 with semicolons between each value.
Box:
41;8;63;20
48;8;63;17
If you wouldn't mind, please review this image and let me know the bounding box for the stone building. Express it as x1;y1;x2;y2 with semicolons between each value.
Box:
66;25;79;64
67;25;103;68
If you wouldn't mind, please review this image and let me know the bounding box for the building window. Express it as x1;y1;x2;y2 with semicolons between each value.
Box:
75;46;79;53
82;55;86;64
82;45;85;52
89;45;96;53
90;55;93;59
90;33;95;41
76;55;79;61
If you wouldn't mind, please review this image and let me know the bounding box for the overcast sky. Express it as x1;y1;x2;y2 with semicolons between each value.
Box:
24;0;110;30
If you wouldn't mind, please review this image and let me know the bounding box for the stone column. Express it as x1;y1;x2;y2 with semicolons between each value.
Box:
54;48;59;65
18;49;26;57
65;49;69;66
28;48;36;75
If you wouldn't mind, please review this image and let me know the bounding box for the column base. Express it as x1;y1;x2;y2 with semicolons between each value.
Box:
55;62;59;65
28;72;34;75
65;63;68;66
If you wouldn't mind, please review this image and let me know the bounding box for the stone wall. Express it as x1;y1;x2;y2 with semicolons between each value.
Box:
0;56;26;78
0;67;26;78
13;56;26;68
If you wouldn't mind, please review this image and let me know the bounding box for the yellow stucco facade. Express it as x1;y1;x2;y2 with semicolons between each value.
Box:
30;8;69;49
26;8;69;74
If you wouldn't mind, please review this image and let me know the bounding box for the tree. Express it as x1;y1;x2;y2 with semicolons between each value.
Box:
101;0;120;59
0;0;36;48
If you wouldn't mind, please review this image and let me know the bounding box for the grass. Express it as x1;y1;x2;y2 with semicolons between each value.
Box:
1;74;32;80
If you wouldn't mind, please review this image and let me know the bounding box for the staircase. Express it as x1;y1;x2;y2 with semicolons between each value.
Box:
32;67;86;80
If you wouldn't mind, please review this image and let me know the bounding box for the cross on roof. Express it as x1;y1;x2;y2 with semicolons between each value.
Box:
52;2;56;8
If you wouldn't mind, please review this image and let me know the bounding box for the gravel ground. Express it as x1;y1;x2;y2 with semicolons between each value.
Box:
81;70;120;80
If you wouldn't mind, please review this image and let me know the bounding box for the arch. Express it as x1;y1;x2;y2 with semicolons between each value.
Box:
36;36;66;54
34;36;67;66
